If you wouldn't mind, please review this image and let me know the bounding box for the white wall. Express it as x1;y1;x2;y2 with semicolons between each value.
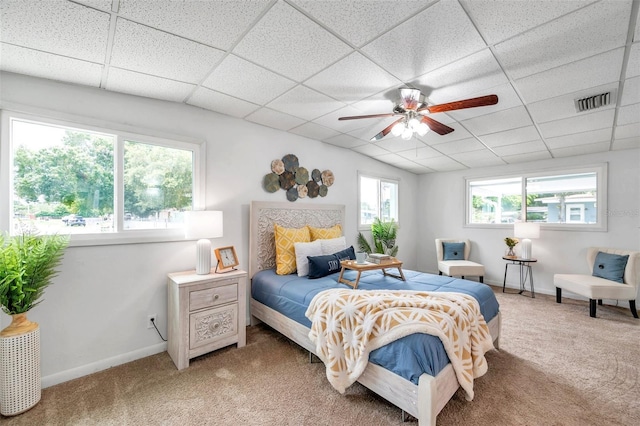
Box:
0;72;419;387
418;150;640;300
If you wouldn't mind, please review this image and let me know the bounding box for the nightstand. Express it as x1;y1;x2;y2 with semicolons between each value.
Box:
167;269;247;370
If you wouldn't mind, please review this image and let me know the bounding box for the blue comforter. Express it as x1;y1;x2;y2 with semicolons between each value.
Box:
252;268;499;384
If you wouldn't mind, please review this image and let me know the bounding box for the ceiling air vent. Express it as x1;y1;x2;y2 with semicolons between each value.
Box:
574;91;612;113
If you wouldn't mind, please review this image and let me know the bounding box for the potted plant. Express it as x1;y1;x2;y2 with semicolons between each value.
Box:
504;237;519;257
0;231;68;416
357;218;399;257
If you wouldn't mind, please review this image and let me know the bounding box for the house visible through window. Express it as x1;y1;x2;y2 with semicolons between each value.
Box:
2;113;201;241
359;173;398;228
465;165;606;231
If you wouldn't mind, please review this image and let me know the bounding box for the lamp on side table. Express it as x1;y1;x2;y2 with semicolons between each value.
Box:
514;222;540;260
185;210;223;274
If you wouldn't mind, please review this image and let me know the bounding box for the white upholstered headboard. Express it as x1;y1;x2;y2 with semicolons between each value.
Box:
249;201;345;279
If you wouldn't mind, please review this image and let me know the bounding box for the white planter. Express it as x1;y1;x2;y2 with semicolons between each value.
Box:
0;318;41;416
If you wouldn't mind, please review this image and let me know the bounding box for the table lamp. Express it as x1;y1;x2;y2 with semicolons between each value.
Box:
514;222;540;260
185;210;223;274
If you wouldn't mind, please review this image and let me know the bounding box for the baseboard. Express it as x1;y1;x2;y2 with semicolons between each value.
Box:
42;342;167;388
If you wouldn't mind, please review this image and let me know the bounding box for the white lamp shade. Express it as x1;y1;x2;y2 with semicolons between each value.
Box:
514;222;540;239
185;211;223;274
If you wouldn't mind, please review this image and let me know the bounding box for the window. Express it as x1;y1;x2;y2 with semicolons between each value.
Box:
358;173;399;228
466;165;607;231
1;112;204;244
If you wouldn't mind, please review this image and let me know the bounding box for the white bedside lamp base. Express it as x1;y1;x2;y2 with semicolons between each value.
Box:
195;238;212;275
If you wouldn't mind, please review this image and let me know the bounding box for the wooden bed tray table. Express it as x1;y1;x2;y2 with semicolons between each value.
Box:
338;258;406;289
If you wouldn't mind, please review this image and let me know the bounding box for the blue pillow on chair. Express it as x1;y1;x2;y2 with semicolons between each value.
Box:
443;242;465;260
592;251;628;283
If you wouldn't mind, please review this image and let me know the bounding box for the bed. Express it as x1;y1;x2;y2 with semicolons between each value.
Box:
249;201;501;425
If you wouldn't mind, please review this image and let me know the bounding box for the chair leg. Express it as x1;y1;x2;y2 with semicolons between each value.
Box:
589;299;596;317
479;276;484;283
438;271;442;276
461;276;465;279
556;287;562;303
598;299;603;305
630;300;639;318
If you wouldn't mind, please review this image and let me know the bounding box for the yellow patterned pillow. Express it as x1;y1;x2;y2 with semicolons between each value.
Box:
308;224;342;241
274;224;311;275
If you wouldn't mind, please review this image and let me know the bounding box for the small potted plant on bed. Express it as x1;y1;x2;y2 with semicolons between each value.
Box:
0;230;68;415
357;218;399;257
504;237;518;257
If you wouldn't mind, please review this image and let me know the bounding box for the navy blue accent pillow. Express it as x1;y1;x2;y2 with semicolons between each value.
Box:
333;246;356;261
307;246;356;279
443;242;465;260
307;254;342;279
592;251;628;283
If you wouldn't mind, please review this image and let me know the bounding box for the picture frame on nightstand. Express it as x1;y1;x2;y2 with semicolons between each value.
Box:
214;246;239;273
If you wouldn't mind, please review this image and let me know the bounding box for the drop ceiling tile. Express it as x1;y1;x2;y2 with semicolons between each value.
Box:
527;82;618;123
460;0;596;44
494;0;631;80
397;146;442;160
551;141;610;158
414;156;467;172
267;85;344;121
347;117;400;141
545;128;612;149
621;76;640;106
615;122;640;139
416;49;508;105
351;144;390;157
450;150;505;168
612;137;640;150
118;0;270;50
361;1;486;81
461;106;532;136
492;140;548;156
445;83;523;122
433;137;486;155
289;122;340;141
625;42;640;79
188;87;260;118
292;0;428;47
313;106;377;133
0;0;110;62
618;103;640;125
232;1;352;82
76;1;113;12
0;44;103;86
636;6;640;44
479;126;541;148
323;134;367;149
403;164;435;174
502;151;553;164
106;68;195;102
245;107;306;131
372;153;408;166
420;123;473;145
202;55;296;105
373;136;428;153
515;48;624;104
539;109;615;139
304;52;401;103
110;19;224;83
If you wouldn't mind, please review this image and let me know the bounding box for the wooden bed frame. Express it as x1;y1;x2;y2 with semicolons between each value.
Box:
248;201;501;426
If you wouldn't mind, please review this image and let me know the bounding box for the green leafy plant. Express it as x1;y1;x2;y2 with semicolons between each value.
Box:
357;218;399;257
504;237;519;248
0;232;69;315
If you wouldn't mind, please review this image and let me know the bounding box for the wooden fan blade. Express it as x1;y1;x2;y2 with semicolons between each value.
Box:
370;118;404;141
421;116;454;135
338;113;398;121
419;94;498;113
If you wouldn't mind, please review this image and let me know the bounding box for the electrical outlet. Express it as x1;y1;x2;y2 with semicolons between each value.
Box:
147;314;157;329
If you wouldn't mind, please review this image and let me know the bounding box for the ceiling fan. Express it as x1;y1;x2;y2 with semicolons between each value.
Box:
338;88;498;141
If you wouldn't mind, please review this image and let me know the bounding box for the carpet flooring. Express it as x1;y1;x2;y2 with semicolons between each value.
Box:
3;286;639;425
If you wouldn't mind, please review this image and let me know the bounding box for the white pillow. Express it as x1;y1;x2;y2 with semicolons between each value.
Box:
294;240;323;277
320;236;347;255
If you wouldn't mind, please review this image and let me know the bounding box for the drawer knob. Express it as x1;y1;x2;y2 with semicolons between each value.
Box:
209;321;221;332
214;294;219;300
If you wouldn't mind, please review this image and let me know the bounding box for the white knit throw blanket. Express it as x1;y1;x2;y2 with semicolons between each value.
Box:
305;289;494;400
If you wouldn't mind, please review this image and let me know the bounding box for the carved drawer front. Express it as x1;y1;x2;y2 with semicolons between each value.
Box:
189;282;237;312
189;304;238;350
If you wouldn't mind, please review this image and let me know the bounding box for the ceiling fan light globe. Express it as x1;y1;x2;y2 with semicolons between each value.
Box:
417;122;429;136
401;128;413;140
391;122;405;137
408;117;420;130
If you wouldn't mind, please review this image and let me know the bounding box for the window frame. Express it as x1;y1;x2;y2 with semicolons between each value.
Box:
357;171;400;230
464;164;607;231
1;110;205;246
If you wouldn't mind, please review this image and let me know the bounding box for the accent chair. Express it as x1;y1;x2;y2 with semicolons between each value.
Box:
435;238;485;283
